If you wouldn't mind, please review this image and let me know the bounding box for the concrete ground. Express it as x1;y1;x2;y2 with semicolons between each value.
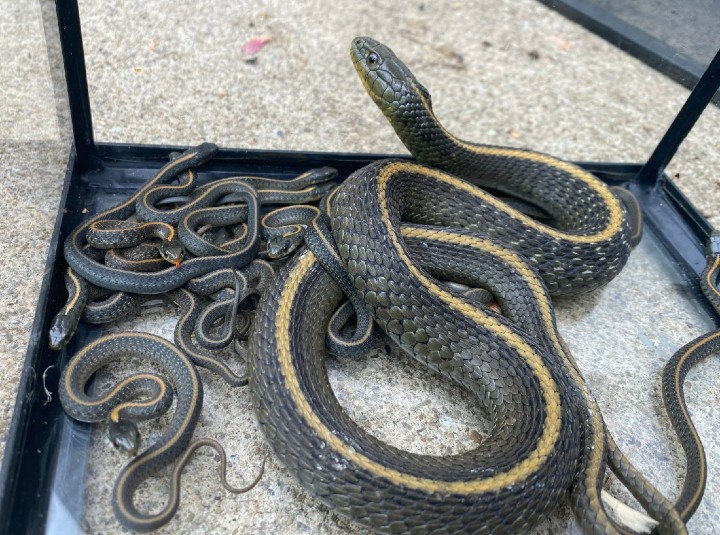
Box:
1;0;719;533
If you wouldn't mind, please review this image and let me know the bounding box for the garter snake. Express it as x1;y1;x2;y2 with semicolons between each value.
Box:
49;260;139;350
136;166;337;224
61;143;264;298
173;261;275;387
186;261;274;349
249;37;698;534
55;144;336;346
66;179;261;294
50;143;216;349
86;220;185;267
58;332;264;531
660;233;720;522
172;287;251;387
349;37;637;297
63;144;216;292
261;205;320;259
103;243;172;272
252;164;684;535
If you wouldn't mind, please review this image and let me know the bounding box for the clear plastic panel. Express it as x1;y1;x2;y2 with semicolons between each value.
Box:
0;0;72;463
2;2;67;142
2;1;720;534
588;0;720;71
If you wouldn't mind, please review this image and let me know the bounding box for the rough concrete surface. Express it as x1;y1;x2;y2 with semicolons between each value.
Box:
1;0;719;533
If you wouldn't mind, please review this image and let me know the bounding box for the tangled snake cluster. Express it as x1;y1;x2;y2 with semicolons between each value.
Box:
52;37;720;534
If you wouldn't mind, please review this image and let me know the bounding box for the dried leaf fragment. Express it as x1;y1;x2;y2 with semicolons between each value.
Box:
546;35;571;51
241;35;272;62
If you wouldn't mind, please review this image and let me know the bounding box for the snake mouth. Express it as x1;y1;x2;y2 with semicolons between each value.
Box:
350;38;380;99
160;242;185;267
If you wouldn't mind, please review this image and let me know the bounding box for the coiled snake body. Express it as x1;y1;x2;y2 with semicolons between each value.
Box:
250;37;703;534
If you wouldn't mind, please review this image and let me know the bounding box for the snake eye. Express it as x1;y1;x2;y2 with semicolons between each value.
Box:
367;52;380;67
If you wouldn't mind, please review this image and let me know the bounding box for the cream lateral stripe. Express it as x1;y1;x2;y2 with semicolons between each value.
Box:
390;160;622;243
706;257;720;298
322;186;341;215
65;268;82;312
400;223;610;518
388;163;620;500
405;91;624;243
139;162;198;208
277;254;559;493
260;208;293;225
218;223;249;244
64;333;197;422
66;370;167;411
65;333;197;430
114;336;200;525
109;376;168;422
399;225;562;345
311;219;345;266
378;171;562;444
136;154;199;210
326;303;373;346
90;221;175;242
401;223;603;496
74;218;257;277
69;149;202;273
106;250;164;266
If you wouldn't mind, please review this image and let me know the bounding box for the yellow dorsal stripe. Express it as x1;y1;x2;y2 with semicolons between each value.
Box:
387;160;623;243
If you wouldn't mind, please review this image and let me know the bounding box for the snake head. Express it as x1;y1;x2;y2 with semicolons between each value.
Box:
159;241;185;267
350;36;429;115
266;236;303;259
108;417;140;455
298;166;338;185
48;313;76;351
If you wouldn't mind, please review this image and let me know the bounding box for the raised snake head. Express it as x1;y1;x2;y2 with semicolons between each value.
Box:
351;36;431;116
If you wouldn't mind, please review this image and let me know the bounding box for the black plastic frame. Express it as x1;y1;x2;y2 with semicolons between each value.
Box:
1;1;719;533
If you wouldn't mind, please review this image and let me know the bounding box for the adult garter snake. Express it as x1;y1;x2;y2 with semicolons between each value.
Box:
248;36;717;534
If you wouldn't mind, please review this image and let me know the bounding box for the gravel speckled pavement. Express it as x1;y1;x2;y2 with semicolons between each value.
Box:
1;0;719;533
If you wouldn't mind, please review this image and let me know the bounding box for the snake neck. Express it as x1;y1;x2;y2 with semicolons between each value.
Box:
383;83;468;172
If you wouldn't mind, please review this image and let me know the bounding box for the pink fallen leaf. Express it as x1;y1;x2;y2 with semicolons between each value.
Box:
241;35;272;59
546;35;571;51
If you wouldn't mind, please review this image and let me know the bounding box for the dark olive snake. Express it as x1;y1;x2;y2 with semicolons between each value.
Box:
249;36;719;535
